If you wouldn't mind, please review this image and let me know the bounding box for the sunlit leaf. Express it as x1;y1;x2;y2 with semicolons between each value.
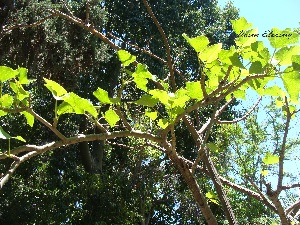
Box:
260;170;269;176
17;67;29;84
0;126;11;139
104;109;120;127
145;111;158;120
10;82;29;101
292;55;300;71
206;191;220;205
282;67;300;103
132;64;153;91
182;34;209;52
235;28;258;47
267;28;299;48
149;89;170;106
0;66;19;82
14;136;26;142
262;152;279;165
117;50;136;66
186;81;203;100
44;78;68;99
93;88;120;104
157;118;169;129
21;111;34;127
0;94;14;107
275;46;300;66
135;95;159;107
231;17;253;34
199;43;222;63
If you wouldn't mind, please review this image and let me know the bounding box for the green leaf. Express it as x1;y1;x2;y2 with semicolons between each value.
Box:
231;17;253;34
249;61;263;74
0;126;11;139
206;143;218;152
267;28;299;48
264;86;285;98
57;101;74;116
199;43;222;63
262;152;279;165
235;28;258;47
206;191;220;205
0;94;14;107
182;34;209;53
132;64;153;91
93;88;120;104
0;110;7;117
0;66;19;82
149;89;170;106
13;136;26;142
292;55;300;71
135;95;159;107
62;93;98;118
282;67;300;103
21;111;34;127
145;111;158;120
9;82;29;101
44;78;68;99
117;50;136;66
275;46;300;66
157;118;169;129
17;67;29;84
186;81;203;100
260;170;269;176
104;109;120;127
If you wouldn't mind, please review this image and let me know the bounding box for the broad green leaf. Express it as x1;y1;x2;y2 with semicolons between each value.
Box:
0;94;14;107
264;86;285;98
282;67;300;103
157;118;169;129
231;17;253;34
249;61;263;74
0;126;11;139
132;64;153;91
149;89;170;106
292;55;300;71
235;28;259;47
44;78;68;99
275;46;300;66
182;34;209;53
267;28;299;48
206;143;218;152
186;81;203;100
145;111;158;120
63;92;98;118
21;111;34;127
260;170;269;176
17;67;29;84
0;110;7;116
93;88;113;104
262;152;279;165
0;66;19;82
117;50;136;66
232;89;246;100
9;82;29;101
206;192;220;205
104;109;120;127
135;95;159;107
14;136;26;142
57;101;74;116
199;43;222;63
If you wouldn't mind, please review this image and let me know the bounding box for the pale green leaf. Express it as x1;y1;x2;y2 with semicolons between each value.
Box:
117;50;136;66
260;170;269;176
0;66;19;82
132;64;153;91
104;109;120;127
199;43;222;63
14;136;26;142
17;67;29;84
9;82;29;101
149;89;170;106
0;126;11;139
275;46;300;66
182;34;209;52
135;95;159;107
21;111;34;127
57;101;74;116
145;111;158;120
262;152;279;165
267;28;299;48
157;118;169;129
206;143;218;152
0;110;7;117
93;88;113;104
206;192;220;205
264;86;285;98
186;81;203;100
282;67;300;103
235;28;258;47
231;17;253;34
44;78;68;99
0;94;14;107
